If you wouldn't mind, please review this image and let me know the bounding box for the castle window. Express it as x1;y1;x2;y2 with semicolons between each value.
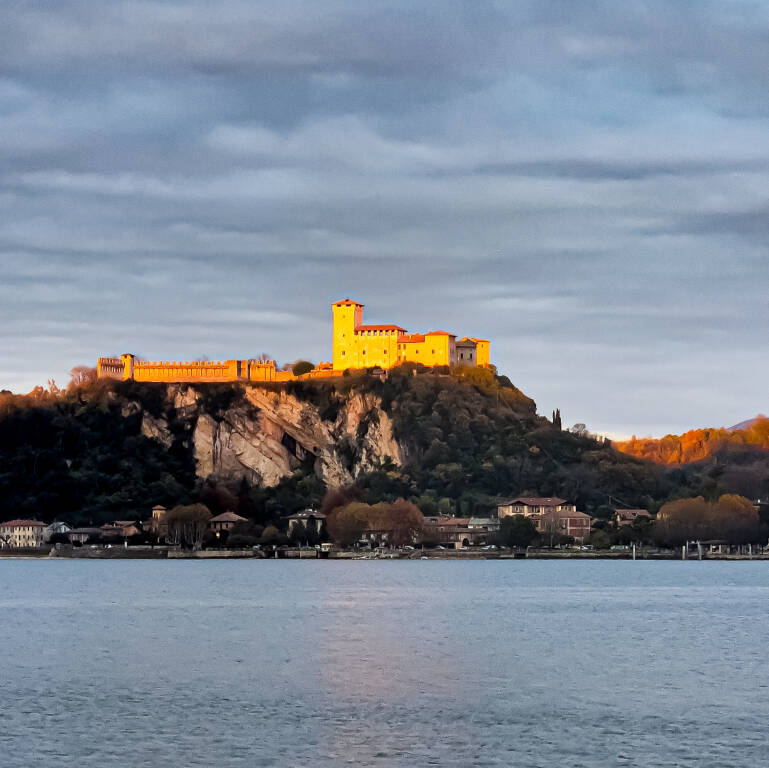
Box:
362;350;366;355
341;351;345;356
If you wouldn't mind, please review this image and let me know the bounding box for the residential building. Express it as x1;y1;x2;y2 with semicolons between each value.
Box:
0;519;47;548
420;517;495;548
209;511;248;533
497;497;576;518
67;527;102;544
149;505;168;537
537;509;592;544
614;509;650;527
43;521;72;542
286;510;326;537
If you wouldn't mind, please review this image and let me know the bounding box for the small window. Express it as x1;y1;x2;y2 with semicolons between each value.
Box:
341;351;345;356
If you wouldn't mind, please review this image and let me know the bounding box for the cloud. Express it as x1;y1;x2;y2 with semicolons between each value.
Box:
1;1;769;436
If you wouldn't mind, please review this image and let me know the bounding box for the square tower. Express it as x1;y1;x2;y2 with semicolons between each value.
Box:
332;298;363;370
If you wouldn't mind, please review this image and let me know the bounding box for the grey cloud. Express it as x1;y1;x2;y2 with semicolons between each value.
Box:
2;1;769;437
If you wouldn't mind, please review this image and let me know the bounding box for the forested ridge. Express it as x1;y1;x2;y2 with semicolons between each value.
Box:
1;366;767;528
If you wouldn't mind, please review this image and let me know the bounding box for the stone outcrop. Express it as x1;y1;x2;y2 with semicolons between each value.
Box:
140;384;402;488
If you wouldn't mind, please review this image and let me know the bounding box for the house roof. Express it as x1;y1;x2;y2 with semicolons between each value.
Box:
113;520;138;527
540;509;591;520
498;497;568;507
426;330;455;337
152;505;167;511
68;527;102;535
1;519;46;528
286;511;326;520
209;511;248;523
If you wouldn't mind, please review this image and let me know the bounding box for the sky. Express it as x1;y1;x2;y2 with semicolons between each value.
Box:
1;0;768;438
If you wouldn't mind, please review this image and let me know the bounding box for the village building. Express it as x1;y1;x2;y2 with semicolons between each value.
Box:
43;521;72;542
209;511;248;534
100;521;141;539
67;527;103;545
614;509;650;527
149;505;169;537
497;497;577;518
286;510;326;538
420;517;497;548
537;509;592;544
0;519;47;548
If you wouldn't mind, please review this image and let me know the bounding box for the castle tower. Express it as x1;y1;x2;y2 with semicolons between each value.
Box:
120;353;136;380
332;298;363;370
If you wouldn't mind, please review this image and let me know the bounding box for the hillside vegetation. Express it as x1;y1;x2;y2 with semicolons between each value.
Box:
1;366;766;527
617;417;769;465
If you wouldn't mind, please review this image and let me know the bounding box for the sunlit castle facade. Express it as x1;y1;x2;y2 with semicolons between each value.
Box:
331;298;490;371
97;299;491;382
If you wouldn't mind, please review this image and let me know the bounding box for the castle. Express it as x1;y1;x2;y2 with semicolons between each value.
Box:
97;299;490;383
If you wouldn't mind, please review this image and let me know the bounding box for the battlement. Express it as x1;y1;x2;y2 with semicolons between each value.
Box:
98;354;281;383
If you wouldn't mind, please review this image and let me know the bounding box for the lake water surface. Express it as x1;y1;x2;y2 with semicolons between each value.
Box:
1;560;767;767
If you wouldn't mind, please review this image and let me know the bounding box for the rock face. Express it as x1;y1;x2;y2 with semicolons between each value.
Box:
140;384;402;488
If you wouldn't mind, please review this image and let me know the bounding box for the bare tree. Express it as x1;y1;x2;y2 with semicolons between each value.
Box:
166;504;212;550
69;366;97;388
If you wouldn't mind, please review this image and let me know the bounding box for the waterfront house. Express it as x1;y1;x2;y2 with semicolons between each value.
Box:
43;521;72;542
0;519;47;548
420;516;496;548
149;505;169;537
537;509;592;544
497;497;576;518
209;511;248;533
286;510;327;537
614;509;650;527
66;527;103;545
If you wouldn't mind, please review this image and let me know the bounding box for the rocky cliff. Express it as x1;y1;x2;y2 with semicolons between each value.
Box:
135;383;402;488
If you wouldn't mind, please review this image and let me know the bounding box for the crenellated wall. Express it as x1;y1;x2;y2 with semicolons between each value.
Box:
98;355;285;383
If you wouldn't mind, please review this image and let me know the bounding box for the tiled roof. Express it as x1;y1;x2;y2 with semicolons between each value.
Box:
356;324;406;331
0;519;46;528
287;512;327;520
498;497;568;507
209;511;248;523
540;509;591;520
426;330;455;337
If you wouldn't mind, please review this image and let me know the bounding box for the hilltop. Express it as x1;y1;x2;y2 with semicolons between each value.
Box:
617;416;769;464
0;365;760;527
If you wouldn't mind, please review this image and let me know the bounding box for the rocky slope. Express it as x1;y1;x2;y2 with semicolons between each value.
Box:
136;383;402;487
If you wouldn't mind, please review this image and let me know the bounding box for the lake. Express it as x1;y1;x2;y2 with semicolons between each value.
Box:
1;560;767;767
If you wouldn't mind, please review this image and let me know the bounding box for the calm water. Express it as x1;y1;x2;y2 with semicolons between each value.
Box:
1;560;768;767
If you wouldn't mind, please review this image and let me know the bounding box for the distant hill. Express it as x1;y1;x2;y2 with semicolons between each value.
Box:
729;414;768;432
617;417;769;466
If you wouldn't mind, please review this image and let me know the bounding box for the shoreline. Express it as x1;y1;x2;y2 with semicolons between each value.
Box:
1;548;767;562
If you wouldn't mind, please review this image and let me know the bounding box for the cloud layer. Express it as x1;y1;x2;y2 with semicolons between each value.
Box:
1;1;768;436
